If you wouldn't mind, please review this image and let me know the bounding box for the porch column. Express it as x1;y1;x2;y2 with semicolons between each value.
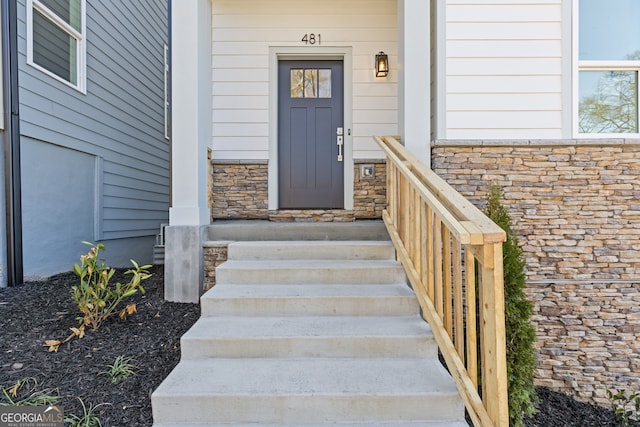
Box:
165;0;212;303
398;0;430;165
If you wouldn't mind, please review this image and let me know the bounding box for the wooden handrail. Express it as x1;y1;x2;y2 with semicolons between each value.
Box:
374;136;509;427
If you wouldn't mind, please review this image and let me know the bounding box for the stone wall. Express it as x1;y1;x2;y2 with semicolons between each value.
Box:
353;160;387;218
526;280;640;406
211;160;269;220
203;242;229;292
210;159;386;221
432;140;640;406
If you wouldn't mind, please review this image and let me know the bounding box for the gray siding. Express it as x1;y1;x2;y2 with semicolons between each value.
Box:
0;129;6;287
18;0;169;276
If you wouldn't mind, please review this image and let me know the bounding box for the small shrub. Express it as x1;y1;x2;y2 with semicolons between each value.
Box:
45;242;151;352
101;355;136;383
72;242;151;331
485;185;538;427
65;398;108;427
607;389;640;427
0;378;59;406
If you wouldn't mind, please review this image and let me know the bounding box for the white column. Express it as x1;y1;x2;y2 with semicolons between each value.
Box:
165;0;211;303
169;0;211;226
398;0;430;165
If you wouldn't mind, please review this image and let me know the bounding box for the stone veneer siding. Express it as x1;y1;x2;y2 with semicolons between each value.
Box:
210;159;386;221
432;140;640;406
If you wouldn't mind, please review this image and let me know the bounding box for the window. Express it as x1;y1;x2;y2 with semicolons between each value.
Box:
27;0;86;92
290;69;332;98
577;0;640;134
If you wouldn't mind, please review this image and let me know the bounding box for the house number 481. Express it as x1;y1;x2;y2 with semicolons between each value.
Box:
301;34;321;45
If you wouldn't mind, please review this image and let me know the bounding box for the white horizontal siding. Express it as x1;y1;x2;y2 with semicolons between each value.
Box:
443;0;564;139
211;0;397;160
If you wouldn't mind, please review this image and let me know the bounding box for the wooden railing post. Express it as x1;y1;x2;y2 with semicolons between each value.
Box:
479;242;509;427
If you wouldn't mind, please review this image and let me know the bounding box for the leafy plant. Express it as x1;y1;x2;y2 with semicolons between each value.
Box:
485;185;538;427
101;355;136;383
45;242;151;352
65;398;108;427
0;378;59;406
607;389;640;427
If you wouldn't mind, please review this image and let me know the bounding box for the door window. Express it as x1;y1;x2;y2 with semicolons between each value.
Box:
290;69;332;98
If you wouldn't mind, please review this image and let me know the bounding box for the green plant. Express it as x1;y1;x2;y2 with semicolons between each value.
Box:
72;242;151;331
485;185;538;427
607;389;640;427
65;398;108;427
101;355;136;383
0;378;60;406
45;242;151;352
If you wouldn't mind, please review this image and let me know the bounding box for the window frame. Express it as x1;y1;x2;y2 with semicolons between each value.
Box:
164;43;170;140
26;0;87;93
573;1;640;138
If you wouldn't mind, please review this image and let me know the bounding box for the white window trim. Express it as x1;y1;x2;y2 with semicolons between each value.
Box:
26;0;87;94
573;1;640;138
164;43;170;140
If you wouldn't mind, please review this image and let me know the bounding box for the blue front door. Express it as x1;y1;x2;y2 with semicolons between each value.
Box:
278;60;344;209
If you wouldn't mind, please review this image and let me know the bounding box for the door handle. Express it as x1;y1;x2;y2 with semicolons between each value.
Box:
337;135;343;162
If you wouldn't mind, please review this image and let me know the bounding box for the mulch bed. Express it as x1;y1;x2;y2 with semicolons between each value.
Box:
0;265;622;426
0;265;199;426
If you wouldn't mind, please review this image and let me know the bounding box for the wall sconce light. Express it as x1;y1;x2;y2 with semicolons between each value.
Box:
375;51;389;77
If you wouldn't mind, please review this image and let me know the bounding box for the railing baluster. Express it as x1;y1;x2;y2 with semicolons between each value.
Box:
443;224;453;337
466;249;478;389
453;238;464;359
434;217;444;319
427;206;435;301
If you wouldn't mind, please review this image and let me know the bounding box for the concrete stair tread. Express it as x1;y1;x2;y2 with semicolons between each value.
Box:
203;283;416;298
206;220;390;241
180;315;436;358
226;240;395;260
217;259;404;270
153;358;458;396
183;315;433;339
155;422;469;426
200;283;420;316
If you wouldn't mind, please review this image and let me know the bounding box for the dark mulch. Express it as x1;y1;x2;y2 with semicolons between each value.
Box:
0;265;199;426
0;266;622;426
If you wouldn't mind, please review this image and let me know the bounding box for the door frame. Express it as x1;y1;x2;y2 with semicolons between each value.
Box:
268;46;353;211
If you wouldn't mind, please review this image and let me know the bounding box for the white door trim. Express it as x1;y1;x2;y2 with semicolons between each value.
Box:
268;46;354;211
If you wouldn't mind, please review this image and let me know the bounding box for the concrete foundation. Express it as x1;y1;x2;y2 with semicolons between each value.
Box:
164;225;205;303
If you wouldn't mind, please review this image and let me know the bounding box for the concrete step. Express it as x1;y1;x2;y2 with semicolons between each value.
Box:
207;220;390;241
227;240;396;261
154;421;469;427
200;283;419;317
215;259;406;285
153;245;165;265
151;358;463;424
180;315;435;359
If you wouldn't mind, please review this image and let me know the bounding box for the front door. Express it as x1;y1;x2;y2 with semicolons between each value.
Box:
278;60;344;209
